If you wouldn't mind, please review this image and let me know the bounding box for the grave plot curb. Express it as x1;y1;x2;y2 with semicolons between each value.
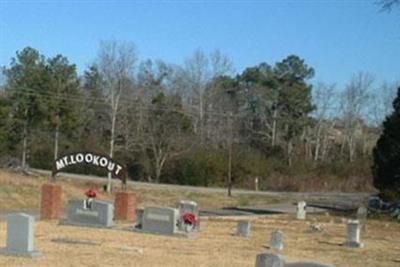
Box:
58;219;115;229
0;248;42;258
128;227;198;239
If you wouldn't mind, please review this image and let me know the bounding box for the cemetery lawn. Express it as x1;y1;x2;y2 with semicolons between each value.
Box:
0;169;284;212
0;214;399;267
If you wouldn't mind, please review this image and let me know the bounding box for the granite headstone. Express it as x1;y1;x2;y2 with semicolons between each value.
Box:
0;213;41;257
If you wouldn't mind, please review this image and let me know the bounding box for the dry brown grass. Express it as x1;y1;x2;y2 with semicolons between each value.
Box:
0;169;399;266
0;215;398;267
0;169;283;212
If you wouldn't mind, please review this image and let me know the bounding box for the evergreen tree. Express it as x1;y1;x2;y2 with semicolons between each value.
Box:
372;86;400;201
3;47;48;168
46;54;82;160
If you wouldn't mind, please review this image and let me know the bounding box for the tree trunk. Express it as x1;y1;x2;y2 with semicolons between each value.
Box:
199;90;204;144
287;139;293;167
271;109;277;146
227;140;232;197
54;120;60;160
314;124;322;161
227;112;233;197
21;117;28;170
107;110;116;192
348;134;356;162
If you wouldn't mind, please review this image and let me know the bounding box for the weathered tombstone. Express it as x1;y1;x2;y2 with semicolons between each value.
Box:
237;220;251;237
0;213;41;257
142;206;179;235
178;200;199;232
271;230;284;250
356;206;368;232
255;253;285;267
64;199;114;228
356;206;368;220
346;219;364;248
297;201;306;220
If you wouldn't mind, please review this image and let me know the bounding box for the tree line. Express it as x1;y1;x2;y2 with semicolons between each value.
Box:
0;41;398;193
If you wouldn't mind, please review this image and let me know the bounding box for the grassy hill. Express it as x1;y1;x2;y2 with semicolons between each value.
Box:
0;169;284;213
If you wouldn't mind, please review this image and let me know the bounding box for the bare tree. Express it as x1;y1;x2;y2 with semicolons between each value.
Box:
340;72;373;162
183;49;233;143
368;81;398;127
312;82;337;161
97;40;137;192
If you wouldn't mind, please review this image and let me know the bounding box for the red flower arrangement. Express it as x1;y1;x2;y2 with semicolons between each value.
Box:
182;213;197;226
85;188;99;198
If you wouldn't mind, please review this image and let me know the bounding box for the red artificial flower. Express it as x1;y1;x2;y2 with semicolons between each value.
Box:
85;188;99;198
182;213;197;225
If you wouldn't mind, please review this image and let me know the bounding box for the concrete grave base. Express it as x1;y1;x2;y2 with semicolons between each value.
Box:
0;248;42;258
285;263;336;267
129;226;197;239
59;219;115;229
344;241;364;248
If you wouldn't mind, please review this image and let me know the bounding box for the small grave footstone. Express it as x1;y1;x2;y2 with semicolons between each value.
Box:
346;220;364;248
142;206;179;235
178;200;200;232
356;206;368;232
297;201;306;220
356;206;368;220
64;199;114;228
271;230;284;251
237;220;251;237
0;213;41;257
255;253;285;267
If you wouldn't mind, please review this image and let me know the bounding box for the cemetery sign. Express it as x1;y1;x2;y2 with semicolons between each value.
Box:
52;152;127;186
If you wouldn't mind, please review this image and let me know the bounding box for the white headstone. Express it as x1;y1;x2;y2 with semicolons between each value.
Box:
346;220;364;248
142;206;179;235
271;230;284;251
255;253;285;267
237;220;251;237
0;213;41;257
297;201;306;220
